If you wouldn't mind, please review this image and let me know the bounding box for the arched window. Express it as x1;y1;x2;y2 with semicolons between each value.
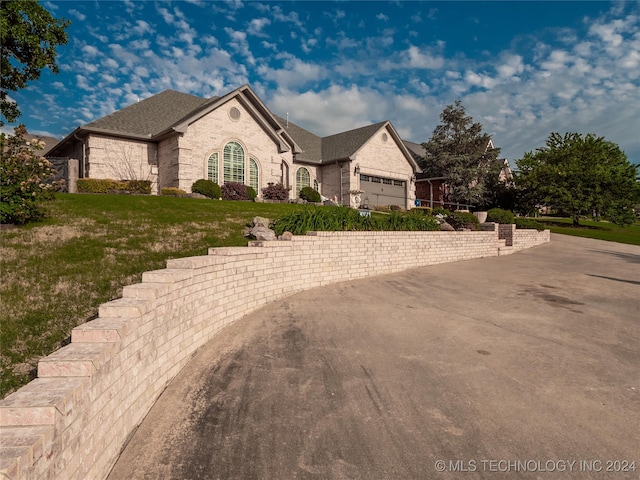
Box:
224;141;244;183
207;153;218;183
249;158;259;191
296;167;310;197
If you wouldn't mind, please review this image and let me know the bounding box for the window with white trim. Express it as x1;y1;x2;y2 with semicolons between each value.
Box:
249;158;259;191
296;167;310;197
207;153;218;183
224;141;244;183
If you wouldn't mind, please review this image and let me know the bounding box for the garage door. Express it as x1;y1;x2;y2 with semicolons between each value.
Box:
360;175;406;208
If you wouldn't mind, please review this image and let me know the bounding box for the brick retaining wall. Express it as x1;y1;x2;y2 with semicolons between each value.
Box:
0;228;549;479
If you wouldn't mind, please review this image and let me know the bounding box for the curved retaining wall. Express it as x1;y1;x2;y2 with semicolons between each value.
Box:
0;227;549;479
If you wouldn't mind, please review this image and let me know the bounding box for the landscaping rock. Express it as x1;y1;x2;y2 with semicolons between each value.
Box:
279;231;294;241
440;222;455;231
250;226;277;241
252;216;271;227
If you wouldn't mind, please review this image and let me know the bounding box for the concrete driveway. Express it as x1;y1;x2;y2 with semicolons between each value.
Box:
108;234;640;479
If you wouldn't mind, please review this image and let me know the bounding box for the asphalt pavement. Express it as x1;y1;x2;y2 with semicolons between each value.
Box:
108;234;640;480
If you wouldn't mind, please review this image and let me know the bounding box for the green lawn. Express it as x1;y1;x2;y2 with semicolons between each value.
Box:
0;194;304;398
531;217;640;245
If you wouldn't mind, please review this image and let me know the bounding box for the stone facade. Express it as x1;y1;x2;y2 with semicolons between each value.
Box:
0;228;550;480
46;86;419;204
86;135;159;193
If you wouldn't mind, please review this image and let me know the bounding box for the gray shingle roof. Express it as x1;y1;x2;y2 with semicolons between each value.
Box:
402;140;425;163
274;115;322;164
85;90;211;137
321;121;388;162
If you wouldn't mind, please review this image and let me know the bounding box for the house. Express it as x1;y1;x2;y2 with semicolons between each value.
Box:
46;85;420;208
409;139;513;209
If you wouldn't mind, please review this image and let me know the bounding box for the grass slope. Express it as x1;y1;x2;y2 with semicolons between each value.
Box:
0;194;303;398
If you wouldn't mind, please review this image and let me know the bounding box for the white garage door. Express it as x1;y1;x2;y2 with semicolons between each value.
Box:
360;175;406;208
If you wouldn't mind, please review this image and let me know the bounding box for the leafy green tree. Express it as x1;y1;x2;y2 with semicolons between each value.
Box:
515;132;640;226
422;100;502;207
1;0;70;124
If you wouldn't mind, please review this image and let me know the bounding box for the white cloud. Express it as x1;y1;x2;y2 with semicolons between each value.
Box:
224;27;256;65
82;45;100;57
76;75;91;91
257;57;325;89
69;9;86;21
102;58;119;69
133;20;153;36
247;18;271;37
404;45;445;69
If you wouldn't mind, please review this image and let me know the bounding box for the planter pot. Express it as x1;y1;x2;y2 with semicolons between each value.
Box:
474;211;488;223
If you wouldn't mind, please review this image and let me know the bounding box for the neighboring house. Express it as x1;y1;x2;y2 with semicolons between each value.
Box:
46;84;420;208
409;139;514;209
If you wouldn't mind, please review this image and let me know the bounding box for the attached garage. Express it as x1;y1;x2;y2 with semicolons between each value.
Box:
359;174;407;208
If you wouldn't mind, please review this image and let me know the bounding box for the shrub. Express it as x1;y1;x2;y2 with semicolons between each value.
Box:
262;183;289;200
487;208;515;224
271;206;439;236
299;186;321;203
246;186;257;201
191;179;221;199
432;206;451;217
0;126;59;224
77;178;151;194
161;187;186;196
515;218;545;231
449;211;480;230
124;180;151;194
221;182;249;200
77;178;119;193
410;206;432;216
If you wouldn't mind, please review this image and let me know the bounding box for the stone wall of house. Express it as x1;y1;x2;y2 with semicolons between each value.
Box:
86;135;158;191
0;229;550;480
157;135;180;192
319;162;346;204
177;96;295;194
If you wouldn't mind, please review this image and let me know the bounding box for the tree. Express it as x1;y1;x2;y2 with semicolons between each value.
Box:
1;0;70;125
0;125;60;224
422;100;502;207
515;132;640;226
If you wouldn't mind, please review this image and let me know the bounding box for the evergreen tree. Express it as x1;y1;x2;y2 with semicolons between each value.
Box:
422;101;502;207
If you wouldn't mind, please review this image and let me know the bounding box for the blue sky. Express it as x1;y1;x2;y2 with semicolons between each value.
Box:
5;0;640;165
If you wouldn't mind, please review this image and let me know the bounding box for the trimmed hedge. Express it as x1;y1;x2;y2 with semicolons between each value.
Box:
191;179;221;199
161;187;186;196
487;208;515;224
77;178;151;194
299;186;321;203
515;217;545;231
